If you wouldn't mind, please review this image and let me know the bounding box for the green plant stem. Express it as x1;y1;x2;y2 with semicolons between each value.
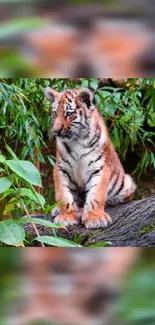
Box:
19;197;45;247
52;228;57;237
11;180;45;248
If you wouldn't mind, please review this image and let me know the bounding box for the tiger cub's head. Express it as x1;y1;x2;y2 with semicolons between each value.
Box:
44;87;96;139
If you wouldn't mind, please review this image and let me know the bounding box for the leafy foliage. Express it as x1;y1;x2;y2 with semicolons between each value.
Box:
0;78;50;163
0;147;81;247
95;79;155;178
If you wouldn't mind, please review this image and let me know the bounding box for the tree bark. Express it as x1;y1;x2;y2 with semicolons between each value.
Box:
24;196;155;247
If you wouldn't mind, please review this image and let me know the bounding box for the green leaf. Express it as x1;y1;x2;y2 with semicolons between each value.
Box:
3;202;17;214
38;152;45;163
0;177;13;194
21;146;29;159
98;90;111;99
0;154;6;163
35;236;82;247
48;156;56;167
0;167;5;172
88;241;112;247
28;183;44;207
0;219;25;247
0;188;14;200
151;152;155;168
80;79;89;87
137;78;148;90
5;144;18;159
19;188;45;206
6;160;42;186
19;218;64;229
90;79;99;90
44;201;63;214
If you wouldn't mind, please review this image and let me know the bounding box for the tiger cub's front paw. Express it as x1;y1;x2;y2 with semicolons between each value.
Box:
54;213;79;227
82;209;112;229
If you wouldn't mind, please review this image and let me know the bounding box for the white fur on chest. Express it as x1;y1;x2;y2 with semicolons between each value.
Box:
57;130;106;188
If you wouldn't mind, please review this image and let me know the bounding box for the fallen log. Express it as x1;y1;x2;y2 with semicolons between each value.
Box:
23;195;155;247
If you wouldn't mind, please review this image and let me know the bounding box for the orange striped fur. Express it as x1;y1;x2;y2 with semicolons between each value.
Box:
45;87;136;229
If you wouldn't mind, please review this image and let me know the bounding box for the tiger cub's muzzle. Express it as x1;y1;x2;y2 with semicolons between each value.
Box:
52;126;71;137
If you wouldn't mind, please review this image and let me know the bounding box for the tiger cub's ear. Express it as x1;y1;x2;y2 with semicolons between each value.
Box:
77;87;96;111
44;87;60;103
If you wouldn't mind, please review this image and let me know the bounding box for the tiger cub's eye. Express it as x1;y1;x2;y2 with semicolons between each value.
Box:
66;111;74;118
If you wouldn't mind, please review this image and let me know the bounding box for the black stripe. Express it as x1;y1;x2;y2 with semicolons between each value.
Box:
87;129;101;148
85;166;103;185
69;187;76;193
83;109;86;120
85;184;100;194
91;202;94;209
90;133;101;147
108;173;120;195
63;185;77;194
63;142;77;161
72;125;83;131
80;148;94;159
59;154;72;168
87;134;96;146
94;199;99;206
72;121;84;127
63;142;71;154
83;188;89;195
88;154;103;167
59;167;72;182
83;110;90;127
113;176;124;196
74;110;89;129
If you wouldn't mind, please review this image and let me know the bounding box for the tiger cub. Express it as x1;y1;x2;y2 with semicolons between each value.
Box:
45;87;136;229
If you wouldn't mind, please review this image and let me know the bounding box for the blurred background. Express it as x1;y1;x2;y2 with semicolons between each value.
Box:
1;248;155;325
0;0;155;77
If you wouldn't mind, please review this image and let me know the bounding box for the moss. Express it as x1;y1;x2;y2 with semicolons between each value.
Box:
88;230;102;238
73;233;84;244
137;225;155;234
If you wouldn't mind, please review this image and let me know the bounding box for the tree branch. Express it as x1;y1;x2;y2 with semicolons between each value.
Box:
23;196;155;247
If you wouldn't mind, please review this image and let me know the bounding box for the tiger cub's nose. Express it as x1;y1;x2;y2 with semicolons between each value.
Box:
53;121;64;135
53;128;63;136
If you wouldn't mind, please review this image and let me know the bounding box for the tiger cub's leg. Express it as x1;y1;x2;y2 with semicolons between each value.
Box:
53;165;80;226
107;174;136;206
82;165;112;229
